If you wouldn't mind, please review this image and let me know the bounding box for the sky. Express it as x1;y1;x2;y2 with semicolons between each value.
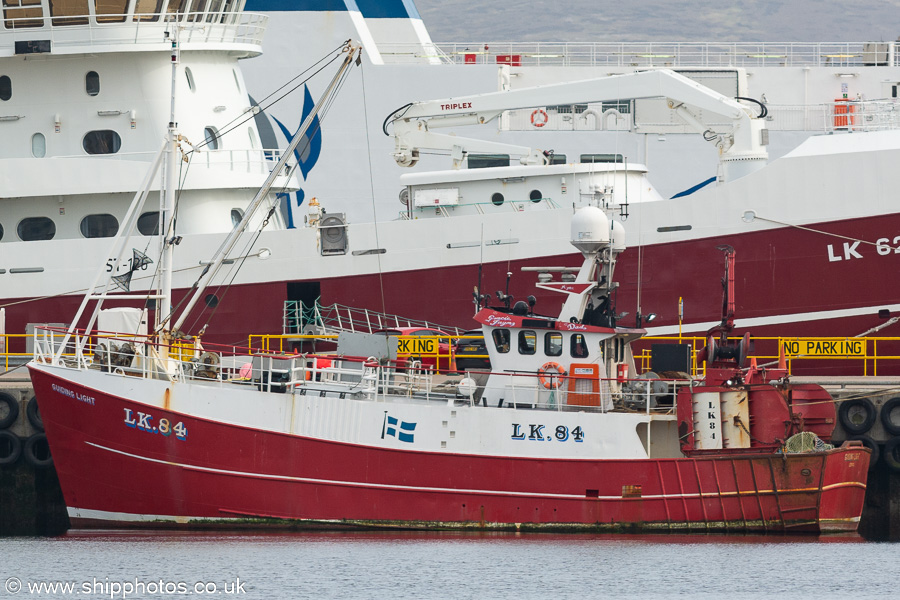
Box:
414;0;900;43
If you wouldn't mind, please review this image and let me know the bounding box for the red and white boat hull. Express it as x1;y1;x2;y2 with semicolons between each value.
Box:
29;362;868;532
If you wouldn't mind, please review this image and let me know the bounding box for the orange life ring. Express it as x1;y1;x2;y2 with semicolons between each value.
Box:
538;361;567;389
530;109;548;128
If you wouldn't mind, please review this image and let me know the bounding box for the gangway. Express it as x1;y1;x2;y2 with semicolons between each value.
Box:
283;300;463;337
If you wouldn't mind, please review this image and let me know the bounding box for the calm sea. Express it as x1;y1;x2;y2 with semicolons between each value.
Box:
1;531;896;599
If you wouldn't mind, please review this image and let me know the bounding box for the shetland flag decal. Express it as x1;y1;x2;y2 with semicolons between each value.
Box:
381;412;416;443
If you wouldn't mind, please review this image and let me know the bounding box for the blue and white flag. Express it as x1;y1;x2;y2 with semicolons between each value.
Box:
381;413;416;443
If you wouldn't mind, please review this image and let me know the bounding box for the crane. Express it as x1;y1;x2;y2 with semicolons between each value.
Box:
385;68;768;183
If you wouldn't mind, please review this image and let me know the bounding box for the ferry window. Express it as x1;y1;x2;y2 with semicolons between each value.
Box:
165;0;186;14
468;154;509;169
31;133;46;158
545;332;562;357
491;192;504;206
231;208;243;228
132;0;162;21
204;126;220;150
80;214;119;238
232;68;241;93
94;0;127;22
186;0;206;20
49;0;89;25
518;330;536;355
248;127;258;149
0;76;10;101
548;154;567;165
204;0;221;21
185;67;195;92
85;71;100;96
0;223;3;241
581;154;624;164
137;211;160;236
571;334;588;358
3;0;43;28
83;130;121;154
17;217;55;241
492;329;510;354
529;189;543;203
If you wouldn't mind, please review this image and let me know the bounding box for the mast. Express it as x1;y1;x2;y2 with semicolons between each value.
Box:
158;23;180;335
171;41;360;335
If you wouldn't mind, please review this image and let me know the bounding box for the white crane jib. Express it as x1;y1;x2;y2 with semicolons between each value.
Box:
388;69;768;182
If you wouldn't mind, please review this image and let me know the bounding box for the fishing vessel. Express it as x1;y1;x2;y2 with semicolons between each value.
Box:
5;0;900;370
26;185;870;530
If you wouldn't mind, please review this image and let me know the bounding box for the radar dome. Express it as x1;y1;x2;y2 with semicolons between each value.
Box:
610;220;626;252
570;206;610;253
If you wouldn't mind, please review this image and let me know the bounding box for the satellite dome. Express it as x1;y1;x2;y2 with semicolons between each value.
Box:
610;220;626;252
570;206;610;253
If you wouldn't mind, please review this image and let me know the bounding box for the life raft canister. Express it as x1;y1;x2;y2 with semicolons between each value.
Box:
530;109;549;128
538;362;567;389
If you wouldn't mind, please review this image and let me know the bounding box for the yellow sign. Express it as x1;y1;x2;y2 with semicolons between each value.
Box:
780;339;865;357
397;337;437;355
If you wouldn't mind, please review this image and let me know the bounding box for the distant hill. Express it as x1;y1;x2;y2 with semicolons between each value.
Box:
414;0;900;43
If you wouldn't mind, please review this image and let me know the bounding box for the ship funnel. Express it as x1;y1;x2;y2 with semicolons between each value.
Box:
570;206;610;254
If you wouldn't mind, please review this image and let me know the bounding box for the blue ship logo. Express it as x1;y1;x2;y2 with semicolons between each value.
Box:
271;84;322;229
381;412;417;443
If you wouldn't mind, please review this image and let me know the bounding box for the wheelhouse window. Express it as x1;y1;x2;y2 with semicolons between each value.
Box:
17;217;55;241
80;214;118;238
83;130;121;154
49;0;89;25
492;329;510;354
204;126;219;150
544;332;562;357
94;0;127;22
31;133;46;158
137;211;159;236
518;330;536;355
85;71;100;96
0;75;10;101
571;333;588;358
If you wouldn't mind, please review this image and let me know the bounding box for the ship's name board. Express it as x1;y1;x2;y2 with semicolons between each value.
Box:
780;338;865;357
397;337;437;354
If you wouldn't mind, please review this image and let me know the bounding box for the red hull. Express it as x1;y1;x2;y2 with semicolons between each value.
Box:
8;213;900;375
29;366;868;532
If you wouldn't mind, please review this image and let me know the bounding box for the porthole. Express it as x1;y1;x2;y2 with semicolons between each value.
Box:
231;208;243;228
491;192;504;206
204;126;219;150
185;67;195;92
85;71;100;96
17;217;56;241
80;214;119;238
204;293;219;308
83;130;121;155
31;133;46;158
0;76;10;101
529;189;543;203
137;211;160;236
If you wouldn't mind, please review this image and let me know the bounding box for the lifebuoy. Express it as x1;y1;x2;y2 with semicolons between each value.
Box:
0;430;22;466
0;392;18;429
530;109;548;128
24;433;53;469
538;362;567;389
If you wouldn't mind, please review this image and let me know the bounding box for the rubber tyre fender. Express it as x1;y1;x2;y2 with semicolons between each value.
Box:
838;398;876;436
880;397;900;437
0;430;22;466
23;433;53;469
26;396;43;432
848;435;880;471
0;392;19;430
883;437;900;473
